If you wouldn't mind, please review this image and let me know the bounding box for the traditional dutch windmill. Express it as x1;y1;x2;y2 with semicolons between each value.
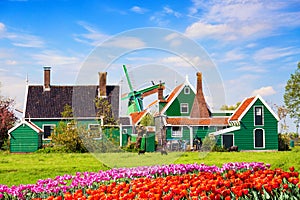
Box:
121;65;165;114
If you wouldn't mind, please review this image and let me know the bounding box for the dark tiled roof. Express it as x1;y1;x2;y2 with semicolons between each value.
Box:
25;85;120;119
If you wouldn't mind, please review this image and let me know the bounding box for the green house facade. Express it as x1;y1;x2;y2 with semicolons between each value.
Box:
156;72;279;151
213;95;279;151
8;121;43;153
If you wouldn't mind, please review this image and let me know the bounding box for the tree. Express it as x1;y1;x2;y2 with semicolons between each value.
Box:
94;97;117;125
220;102;241;110
51;104;87;153
274;104;289;133
0;85;17;149
140;113;154;126
284;62;300;135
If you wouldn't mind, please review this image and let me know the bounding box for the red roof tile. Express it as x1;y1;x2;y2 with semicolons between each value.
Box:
166;117;229;126
229;96;255;121
130;110;147;125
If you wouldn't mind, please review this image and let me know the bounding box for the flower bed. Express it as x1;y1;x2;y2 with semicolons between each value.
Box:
0;162;299;199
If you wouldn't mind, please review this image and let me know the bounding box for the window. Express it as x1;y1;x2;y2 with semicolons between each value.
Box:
171;126;182;137
184;86;190;94
180;103;188;113
222;134;234;149
43;125;55;139
88;124;101;138
254;129;264;148
254;106;263;125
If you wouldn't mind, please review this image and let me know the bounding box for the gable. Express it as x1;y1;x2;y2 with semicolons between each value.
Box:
8;121;43;134
229;95;279;122
160;83;197;116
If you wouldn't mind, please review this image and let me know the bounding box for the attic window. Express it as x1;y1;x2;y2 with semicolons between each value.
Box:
180;103;189;113
184;86;190;94
254;106;263;126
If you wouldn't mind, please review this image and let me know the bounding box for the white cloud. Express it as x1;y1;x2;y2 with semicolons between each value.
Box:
160;55;201;67
236;65;267;73
0;22;45;48
150;5;182;26
74;21;109;46
103;36;146;49
253;47;298;62
185;22;231;39
221;49;245;62
130;6;148;14
185;1;300;41
5;60;17;65
252;86;276;96
32;50;81;66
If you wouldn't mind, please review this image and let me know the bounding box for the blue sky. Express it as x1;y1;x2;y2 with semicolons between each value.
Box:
0;0;300;130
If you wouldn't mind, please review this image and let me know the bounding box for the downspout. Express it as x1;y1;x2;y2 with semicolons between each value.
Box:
120;123;122;147
188;125;193;151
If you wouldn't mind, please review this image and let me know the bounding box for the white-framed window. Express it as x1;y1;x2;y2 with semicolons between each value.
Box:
88;124;101;138
253;128;265;148
180;103;189;113
254;106;264;126
171;126;182;137
67;122;77;130
184;86;190;94
42;124;55;140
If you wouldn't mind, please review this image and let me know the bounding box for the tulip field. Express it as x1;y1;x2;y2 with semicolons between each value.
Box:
0;149;299;199
0;162;299;199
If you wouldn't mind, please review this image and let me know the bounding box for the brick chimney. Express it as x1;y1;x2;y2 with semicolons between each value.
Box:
99;72;107;97
158;82;164;101
44;66;51;91
190;72;210;118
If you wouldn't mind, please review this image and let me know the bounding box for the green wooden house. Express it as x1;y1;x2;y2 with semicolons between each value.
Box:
211;95;279;151
155;72;279;151
8;120;43;152
155;73;230;151
8;67;131;153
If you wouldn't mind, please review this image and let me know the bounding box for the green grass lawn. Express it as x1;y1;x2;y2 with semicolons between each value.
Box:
0;147;299;186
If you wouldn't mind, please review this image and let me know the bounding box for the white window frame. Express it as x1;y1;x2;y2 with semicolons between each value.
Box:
42;124;56;140
180;103;189;114
253;128;265;148
88;124;102;138
254;106;264;126
171;126;182;137
184;86;190;94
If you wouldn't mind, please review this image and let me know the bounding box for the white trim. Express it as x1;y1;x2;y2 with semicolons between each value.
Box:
253;128;265;149
234;95;279;122
8;121;43;137
22;84;29;120
180;103;189;114
42;124;56;140
210;126;240;136
254;106;264;126
160;84;185;114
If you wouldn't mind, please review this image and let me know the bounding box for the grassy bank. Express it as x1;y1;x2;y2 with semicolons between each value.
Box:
0;147;299;186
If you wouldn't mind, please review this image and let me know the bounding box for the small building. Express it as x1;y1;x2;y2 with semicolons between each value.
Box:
8;120;43;152
8;67;131;153
212;95;279;151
